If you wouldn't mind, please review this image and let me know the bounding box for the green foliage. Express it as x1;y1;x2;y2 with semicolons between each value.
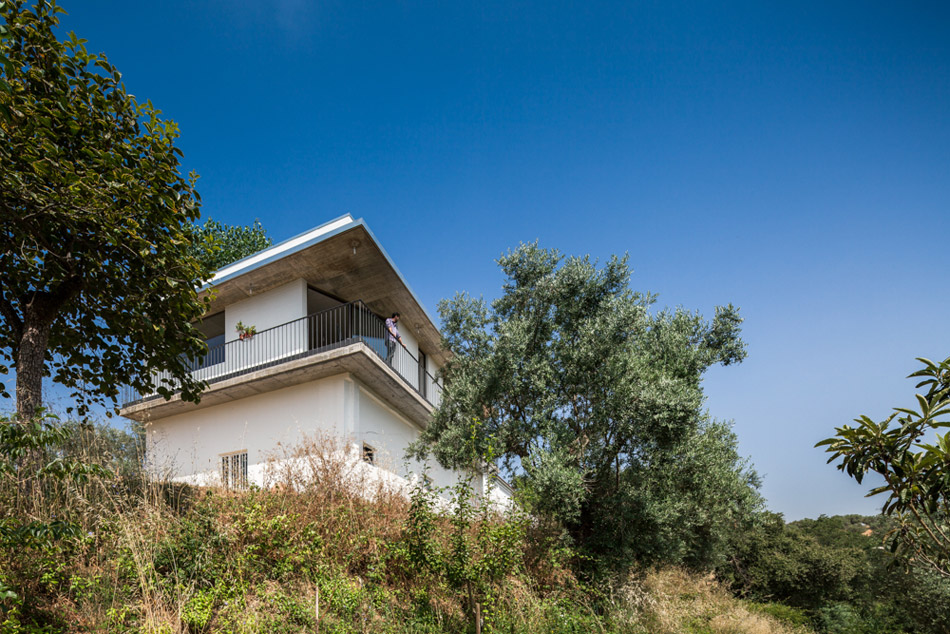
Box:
403;478;441;574
586;417;763;571
720;512;950;634
233;498;322;580
749;602;813;629
0;420;814;634
0;0;212;416
255;585;314;631
234;320;258;338
152;499;227;590
412;243;756;572
0;411;110;550
892;565;950;634
718;512;862;611
813;603;864;634
395;478;528;627
52;418;145;480
0;580;15;603
181;587;215;632
817;356;950;578
191;218;272;272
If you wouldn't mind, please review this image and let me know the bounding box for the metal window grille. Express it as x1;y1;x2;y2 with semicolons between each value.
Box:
221;452;248;489
362;443;375;465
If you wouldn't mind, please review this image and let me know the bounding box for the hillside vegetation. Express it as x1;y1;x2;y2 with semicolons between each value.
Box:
1;420;813;634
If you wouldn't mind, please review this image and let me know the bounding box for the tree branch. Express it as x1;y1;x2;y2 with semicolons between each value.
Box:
0;285;23;342
46;273;84;314
20;274;84;327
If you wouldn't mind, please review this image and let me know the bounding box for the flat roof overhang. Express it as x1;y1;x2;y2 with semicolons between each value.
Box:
201;216;447;366
120;342;435;428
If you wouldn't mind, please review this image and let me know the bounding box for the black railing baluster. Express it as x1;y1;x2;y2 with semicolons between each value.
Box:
122;299;443;408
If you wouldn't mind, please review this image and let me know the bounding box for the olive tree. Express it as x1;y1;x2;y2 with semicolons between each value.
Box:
411;243;757;571
0;0;215;419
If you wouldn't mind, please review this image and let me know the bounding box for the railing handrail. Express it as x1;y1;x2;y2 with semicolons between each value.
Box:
122;299;443;407
348;299;441;385
202;299;347;350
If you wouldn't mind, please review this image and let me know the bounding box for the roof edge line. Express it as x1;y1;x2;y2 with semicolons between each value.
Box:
199;215;441;334
202;213;356;290
352;218;440;328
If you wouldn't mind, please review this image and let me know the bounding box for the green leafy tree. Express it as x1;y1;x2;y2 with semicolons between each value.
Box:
0;411;111;549
0;8;8;110
607;417;763;569
411;243;753;570
192;218;272;272
718;512;864;611
398;477;526;625
720;513;950;634
0;0;213;419
818;356;950;578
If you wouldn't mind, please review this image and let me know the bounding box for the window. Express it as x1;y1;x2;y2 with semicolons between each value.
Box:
362;443;375;465
197;312;226;369
220;451;248;489
417;349;427;398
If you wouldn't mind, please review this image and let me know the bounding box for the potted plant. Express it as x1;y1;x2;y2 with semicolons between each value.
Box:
235;321;257;341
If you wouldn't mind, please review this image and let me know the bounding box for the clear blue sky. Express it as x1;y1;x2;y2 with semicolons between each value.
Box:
39;1;950;519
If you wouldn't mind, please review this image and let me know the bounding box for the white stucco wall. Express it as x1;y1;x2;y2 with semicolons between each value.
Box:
225;279;307;343
349;377;462;491
143;370;501;504
145;375;345;482
396;323;420;361
483;474;514;510
200;279;311;374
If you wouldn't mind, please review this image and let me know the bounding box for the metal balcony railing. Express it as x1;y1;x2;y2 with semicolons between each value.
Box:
121;300;443;409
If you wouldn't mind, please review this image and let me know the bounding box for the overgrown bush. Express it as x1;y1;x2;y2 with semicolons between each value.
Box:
1;421;814;634
719;513;950;634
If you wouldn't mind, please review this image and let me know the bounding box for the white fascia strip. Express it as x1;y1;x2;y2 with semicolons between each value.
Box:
209;215;355;284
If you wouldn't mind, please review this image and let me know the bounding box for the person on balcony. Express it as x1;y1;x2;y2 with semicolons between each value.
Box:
385;312;406;365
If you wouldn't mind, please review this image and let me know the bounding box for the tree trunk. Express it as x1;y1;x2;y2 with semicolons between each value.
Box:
15;314;50;422
11;278;82;422
13;311;53;509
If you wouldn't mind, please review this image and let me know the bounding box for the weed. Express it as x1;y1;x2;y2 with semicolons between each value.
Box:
2;426;821;634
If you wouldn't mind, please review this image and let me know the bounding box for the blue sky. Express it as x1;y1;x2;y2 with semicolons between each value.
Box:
31;1;950;519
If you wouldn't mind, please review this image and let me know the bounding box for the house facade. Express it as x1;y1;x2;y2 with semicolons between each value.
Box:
120;214;510;503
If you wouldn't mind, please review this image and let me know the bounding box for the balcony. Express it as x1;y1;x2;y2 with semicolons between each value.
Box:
120;300;443;422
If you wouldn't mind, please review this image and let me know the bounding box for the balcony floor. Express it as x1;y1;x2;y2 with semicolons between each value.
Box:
119;342;435;427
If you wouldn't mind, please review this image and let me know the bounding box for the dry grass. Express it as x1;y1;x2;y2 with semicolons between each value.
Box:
2;426;816;633
612;568;813;634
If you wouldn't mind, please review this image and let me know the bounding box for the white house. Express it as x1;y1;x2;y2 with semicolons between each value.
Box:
120;214;511;504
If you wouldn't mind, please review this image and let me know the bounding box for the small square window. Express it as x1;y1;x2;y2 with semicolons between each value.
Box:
362;443;375;465
220;451;248;489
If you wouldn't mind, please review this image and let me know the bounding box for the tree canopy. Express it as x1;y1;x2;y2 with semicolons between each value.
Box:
818;355;950;578
412;243;758;570
192;218;271;272
0;0;213;418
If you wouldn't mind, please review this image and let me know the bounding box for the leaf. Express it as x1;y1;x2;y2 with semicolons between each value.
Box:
916;393;931;417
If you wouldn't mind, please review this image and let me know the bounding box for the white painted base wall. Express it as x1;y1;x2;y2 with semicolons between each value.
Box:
144;372;510;506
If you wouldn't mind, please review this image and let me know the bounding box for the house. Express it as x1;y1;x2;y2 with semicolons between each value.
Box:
120;214;511;504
